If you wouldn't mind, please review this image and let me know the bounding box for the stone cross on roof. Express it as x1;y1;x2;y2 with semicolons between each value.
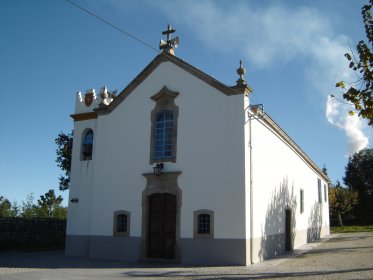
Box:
159;24;179;55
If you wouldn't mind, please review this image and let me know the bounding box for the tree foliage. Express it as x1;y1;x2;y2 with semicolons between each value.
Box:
21;193;39;218
336;0;373;125
37;189;63;218
343;148;373;217
329;181;359;226
1;192;67;219
0;196;13;217
55;131;73;191
322;165;328;177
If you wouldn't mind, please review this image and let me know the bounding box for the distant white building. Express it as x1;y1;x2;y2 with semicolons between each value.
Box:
66;26;330;266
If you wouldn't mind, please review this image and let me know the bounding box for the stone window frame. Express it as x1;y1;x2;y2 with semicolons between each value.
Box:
300;189;304;214
81;128;94;161
323;183;328;202
317;178;322;204
149;86;179;164
193;209;214;239
113;210;130;237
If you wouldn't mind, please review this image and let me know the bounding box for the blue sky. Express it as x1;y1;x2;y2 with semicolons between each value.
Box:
0;0;371;206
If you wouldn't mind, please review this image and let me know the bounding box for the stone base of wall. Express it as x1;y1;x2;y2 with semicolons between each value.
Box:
66;235;246;265
181;238;246;266
65;235;140;261
66;227;330;266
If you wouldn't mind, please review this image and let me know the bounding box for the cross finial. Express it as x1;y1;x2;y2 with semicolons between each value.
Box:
162;24;175;42
159;24;179;55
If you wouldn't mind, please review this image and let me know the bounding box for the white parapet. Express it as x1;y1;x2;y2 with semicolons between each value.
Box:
75;89;98;114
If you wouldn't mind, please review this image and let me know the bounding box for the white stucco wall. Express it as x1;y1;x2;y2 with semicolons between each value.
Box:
69;61;246;240
246;115;330;262
66;119;97;235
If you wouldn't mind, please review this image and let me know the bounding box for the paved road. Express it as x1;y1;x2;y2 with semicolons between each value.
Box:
0;232;372;279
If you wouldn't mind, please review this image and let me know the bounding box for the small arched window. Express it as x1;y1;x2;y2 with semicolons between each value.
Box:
154;110;174;160
82;129;93;161
113;210;130;237
193;209;214;238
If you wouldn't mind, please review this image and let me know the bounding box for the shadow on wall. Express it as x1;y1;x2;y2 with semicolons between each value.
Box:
258;178;297;261
307;202;323;242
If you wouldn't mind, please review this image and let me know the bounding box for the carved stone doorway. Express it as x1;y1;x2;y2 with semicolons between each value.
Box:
141;171;182;261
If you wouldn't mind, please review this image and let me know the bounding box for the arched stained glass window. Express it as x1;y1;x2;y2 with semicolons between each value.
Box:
82;129;93;160
154;110;174;160
150;87;179;163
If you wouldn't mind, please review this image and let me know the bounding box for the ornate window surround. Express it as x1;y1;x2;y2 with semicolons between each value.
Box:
113;210;131;237
193;209;214;239
149;86;179;164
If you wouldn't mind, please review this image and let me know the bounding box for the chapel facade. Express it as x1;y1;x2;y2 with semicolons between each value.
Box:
66;26;330;266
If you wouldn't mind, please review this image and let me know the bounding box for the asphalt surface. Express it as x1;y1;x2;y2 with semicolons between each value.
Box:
0;232;372;279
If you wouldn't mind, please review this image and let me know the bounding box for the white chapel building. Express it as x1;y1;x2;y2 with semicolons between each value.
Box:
66;26;330;266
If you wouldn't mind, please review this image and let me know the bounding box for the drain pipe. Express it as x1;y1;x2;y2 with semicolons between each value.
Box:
247;104;263;265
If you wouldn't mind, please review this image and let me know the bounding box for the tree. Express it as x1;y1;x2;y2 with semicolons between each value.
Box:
329;181;359;226
21;193;38;218
322;165;328;177
52;206;68;219
0;196;13;217
55;131;73;191
37;189;63;218
343;148;373;217
336;0;373;126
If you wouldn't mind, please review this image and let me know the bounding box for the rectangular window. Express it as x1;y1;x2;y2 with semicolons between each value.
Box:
318;178;322;203
113;210;130;237
324;184;327;202
194;210;214;238
154;111;174;160
300;189;304;214
198;214;211;234
117;214;127;232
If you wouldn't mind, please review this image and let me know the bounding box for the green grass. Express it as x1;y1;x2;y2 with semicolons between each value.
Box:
331;225;373;233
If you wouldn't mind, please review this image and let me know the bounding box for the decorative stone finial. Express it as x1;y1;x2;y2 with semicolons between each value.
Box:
99;86;108;103
230;60;253;95
236;60;247;86
159;24;179;55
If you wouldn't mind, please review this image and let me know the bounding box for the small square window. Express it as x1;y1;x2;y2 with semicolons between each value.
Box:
113;210;130;237
194;210;214;239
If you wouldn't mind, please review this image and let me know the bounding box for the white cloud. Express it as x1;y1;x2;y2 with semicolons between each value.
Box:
326;96;369;155
151;0;370;155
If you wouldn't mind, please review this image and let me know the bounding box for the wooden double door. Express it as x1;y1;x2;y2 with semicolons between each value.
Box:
148;193;176;259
